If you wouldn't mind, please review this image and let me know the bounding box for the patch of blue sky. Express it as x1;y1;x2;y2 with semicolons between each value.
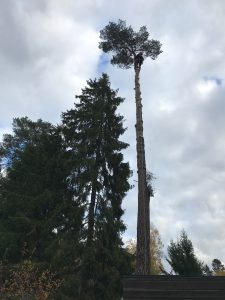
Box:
203;76;223;86
1;157;9;169
96;53;110;75
1;142;26;169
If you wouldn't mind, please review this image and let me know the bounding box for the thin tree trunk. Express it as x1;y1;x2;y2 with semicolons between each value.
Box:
134;64;150;275
87;143;101;245
87;180;97;245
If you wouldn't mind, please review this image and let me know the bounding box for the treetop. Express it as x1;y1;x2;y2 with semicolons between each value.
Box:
99;19;162;69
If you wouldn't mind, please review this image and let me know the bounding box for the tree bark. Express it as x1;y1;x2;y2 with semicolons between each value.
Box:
134;64;150;275
87;179;97;245
86;142;101;245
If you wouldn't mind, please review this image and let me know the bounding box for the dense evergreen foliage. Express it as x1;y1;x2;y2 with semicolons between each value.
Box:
0;74;133;299
0;117;78;264
61;73;132;299
167;230;204;276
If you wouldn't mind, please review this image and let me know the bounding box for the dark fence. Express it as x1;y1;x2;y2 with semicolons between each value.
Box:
123;275;225;299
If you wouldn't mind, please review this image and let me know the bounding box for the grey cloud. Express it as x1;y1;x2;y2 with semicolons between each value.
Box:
0;0;35;66
1;0;225;267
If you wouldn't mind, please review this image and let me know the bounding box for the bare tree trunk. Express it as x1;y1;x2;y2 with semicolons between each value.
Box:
134;64;150;275
87;180;97;245
87;142;100;245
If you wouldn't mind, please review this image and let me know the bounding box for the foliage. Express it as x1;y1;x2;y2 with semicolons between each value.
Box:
61;73;132;299
212;259;225;276
0;117;80;264
201;264;213;276
167;230;204;276
126;223;164;274
0;260;62;300
0;118;83;299
146;171;155;198
150;224;164;274
0;74;134;299
99;19;162;69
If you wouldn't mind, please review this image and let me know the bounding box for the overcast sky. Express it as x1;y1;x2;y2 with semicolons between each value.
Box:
1;0;225;268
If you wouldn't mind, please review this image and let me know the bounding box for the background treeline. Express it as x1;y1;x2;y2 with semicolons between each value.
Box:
166;230;225;277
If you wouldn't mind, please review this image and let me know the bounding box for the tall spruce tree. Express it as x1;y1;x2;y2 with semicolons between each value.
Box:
99;20;162;274
62;73;132;299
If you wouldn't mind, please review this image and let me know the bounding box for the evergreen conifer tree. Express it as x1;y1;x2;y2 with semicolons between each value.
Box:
0;117;82;265
62;73;132;299
167;230;204;276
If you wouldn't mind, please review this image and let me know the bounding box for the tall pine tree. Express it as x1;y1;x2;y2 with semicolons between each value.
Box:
62;73;132;299
99;20;162;274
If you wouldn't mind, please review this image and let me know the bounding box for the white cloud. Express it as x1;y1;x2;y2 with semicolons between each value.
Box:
197;81;216;96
